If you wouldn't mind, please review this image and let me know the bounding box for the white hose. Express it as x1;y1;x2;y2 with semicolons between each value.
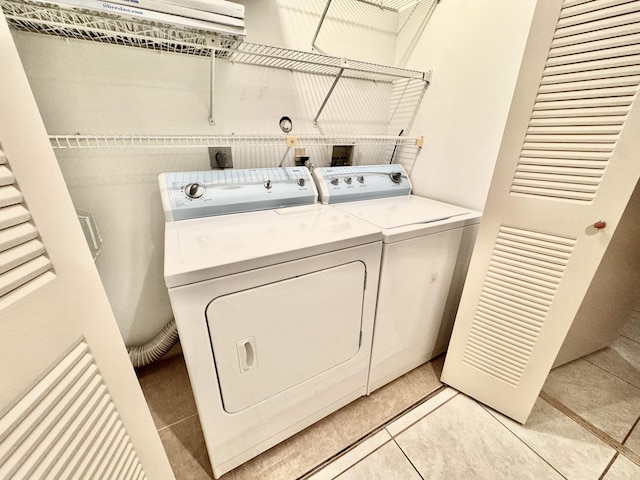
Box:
127;319;179;368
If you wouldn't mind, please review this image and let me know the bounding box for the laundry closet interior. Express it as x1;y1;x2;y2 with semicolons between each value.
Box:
3;0;640;478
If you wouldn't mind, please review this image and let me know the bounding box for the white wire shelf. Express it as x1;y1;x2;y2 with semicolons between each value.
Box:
2;0;429;83
49;134;424;149
225;43;428;83
1;0;241;57
354;0;423;13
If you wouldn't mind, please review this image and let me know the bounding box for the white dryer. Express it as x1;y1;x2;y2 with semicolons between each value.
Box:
313;165;481;393
159;167;382;478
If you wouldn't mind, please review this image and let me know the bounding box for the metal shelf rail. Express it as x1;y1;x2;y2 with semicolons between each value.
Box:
49;134;424;149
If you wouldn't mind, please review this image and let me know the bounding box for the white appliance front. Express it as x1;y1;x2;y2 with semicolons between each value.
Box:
331;195;482;393
168;242;380;478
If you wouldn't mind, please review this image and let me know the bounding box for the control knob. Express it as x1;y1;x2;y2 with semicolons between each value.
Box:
264;179;273;190
390;172;403;184
184;182;205;199
297;178;306;187
331;178;339;186
357;176;365;184
344;177;352;185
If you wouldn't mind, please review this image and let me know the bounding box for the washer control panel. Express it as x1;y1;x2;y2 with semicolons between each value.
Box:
312;164;412;204
159;167;318;221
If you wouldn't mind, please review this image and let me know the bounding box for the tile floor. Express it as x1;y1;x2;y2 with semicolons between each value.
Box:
136;307;640;479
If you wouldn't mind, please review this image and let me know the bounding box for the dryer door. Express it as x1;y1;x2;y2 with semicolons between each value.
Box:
207;261;366;413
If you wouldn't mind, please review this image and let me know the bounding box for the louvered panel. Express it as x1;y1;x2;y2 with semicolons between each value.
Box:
0;223;38;253
45;392;111;478
516;164;606;176
469;327;533;357
467;333;531;367
531;106;630;117
484;278;554;305
522;144;614;154
548;44;640;68
493;244;570;268
539;77;640;94
529;116;625;126
462;227;575;386
0;240;46;276
511;178;599;194
518;158;609;169
557;1;640;29
0;154;54;303
561;0;636;17
486;267;558;296
0;340;147;480
510;186;595;201
0;186;22;209
541;65;640;85
0;205;30;230
59;403;118;479
519;149;610;160
536;85;639;101
524;134;618;144
550;32;640;59
485;275;555;302
0;166;13;186
545;55;640;78
532;96;635;110
511;0;640;203
553;20;640;47
0;256;52;297
29;387;109;478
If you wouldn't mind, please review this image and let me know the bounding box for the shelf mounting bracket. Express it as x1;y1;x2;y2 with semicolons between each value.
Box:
207;34;220;126
313;63;345;128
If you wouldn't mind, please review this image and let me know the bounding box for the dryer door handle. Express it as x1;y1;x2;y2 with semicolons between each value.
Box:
237;337;258;373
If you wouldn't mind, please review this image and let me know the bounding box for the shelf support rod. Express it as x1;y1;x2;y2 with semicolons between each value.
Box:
313;65;344;128
312;0;333;50
209;52;216;125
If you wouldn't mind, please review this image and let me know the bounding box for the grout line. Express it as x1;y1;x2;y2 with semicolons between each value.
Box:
391;436;425;480
581;356;640;392
386;388;459;438
598;452;618;480
324;438;393;480
622;415;640;445
540;391;640;468
297;384;449;479
619;332;640;346
157;412;199;433
479;401;568;479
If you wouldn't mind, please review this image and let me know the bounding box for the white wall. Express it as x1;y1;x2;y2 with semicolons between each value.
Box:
10;0;404;344
11;0;538;344
404;0;538;211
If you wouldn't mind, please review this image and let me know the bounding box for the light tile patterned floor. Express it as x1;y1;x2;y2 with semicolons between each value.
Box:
137;308;640;479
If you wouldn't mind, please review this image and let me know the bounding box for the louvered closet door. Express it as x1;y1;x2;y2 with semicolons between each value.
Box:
0;12;174;479
442;0;640;423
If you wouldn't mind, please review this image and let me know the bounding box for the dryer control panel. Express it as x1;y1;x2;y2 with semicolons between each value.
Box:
159;167;318;221
312;164;412;204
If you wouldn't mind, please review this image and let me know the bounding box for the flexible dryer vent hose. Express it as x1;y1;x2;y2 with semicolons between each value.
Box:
127;319;179;368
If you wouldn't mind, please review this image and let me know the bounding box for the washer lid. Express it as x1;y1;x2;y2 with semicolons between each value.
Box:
164;204;381;288
334;195;482;243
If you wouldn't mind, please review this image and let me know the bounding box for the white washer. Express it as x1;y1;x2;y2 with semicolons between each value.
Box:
313;165;481;392
159;167;382;479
